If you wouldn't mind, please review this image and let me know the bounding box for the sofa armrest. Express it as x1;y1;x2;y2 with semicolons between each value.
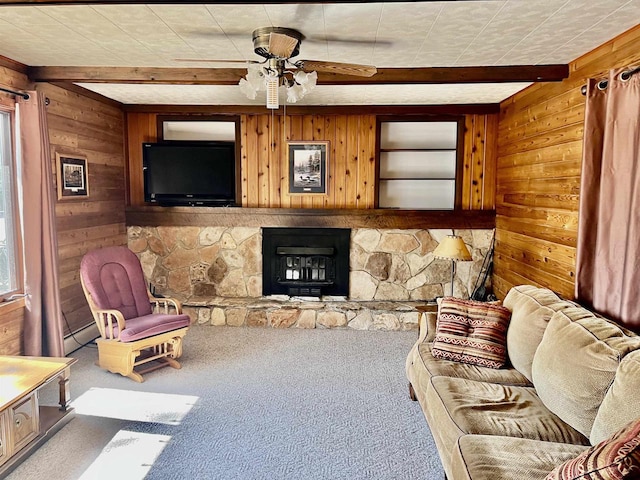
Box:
417;307;438;343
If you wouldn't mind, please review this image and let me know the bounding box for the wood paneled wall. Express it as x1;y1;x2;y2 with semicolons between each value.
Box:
126;111;497;210
494;25;640;299
462;114;498;210
39;83;127;336
242;114;376;208
0;60;29;355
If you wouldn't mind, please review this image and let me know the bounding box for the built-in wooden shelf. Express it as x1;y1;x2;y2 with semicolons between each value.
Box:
125;206;495;230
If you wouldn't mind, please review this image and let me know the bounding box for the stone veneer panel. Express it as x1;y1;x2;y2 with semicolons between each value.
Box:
129;226;493;330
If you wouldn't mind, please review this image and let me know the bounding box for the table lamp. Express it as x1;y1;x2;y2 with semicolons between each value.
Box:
433;234;472;297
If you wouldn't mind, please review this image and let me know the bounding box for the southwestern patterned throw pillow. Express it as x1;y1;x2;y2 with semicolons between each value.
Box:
545;417;640;480
431;297;511;369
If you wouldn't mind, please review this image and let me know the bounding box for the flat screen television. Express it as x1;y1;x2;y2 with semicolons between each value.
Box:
143;141;237;206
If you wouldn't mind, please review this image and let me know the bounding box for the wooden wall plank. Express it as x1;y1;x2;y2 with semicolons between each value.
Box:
245;115;260;207
482;114;498;209
333;115;348;208
0;301;26;355
356;115;370;209
240;115;249;206
471;114;486;210
269;115;282;207
345;116;360;208
461;115;474;209
287;115;303;208
258;115;271;207
312;114;326;209
324;116;336;208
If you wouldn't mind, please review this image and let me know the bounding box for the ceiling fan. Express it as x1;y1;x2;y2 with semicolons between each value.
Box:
179;26;378;77
177;26;378;108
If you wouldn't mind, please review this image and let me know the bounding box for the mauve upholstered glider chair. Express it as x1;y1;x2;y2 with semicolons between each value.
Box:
80;246;190;382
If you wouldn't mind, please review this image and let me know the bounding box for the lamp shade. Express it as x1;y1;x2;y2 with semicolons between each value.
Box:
433;235;472;261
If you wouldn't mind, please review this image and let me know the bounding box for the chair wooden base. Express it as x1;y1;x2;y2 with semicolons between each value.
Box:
95;327;188;382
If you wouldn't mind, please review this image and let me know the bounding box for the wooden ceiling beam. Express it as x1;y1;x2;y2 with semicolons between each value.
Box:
0;55;28;74
28;66;247;85
28;64;568;85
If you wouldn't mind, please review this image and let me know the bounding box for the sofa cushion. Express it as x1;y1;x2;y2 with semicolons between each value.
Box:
532;307;640;439
432;297;511;369
423;376;589;477
545;417;640;480
420;343;530;385
451;435;588;480
503;285;570;382
591;350;640;444
116;313;191;342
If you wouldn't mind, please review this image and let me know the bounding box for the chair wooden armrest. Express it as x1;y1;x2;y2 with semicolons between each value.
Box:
147;292;183;314
93;308;126;340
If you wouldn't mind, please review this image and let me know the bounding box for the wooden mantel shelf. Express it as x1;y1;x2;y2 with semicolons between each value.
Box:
125;206;495;230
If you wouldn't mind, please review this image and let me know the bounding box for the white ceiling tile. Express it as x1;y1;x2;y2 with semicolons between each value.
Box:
416;1;505;66
373;3;442;67
263;3;325;33
205;4;271;33
540;0;640;64
149;5;216;27
455;0;562;65
91;4;164;25
0;6;60;25
37;5;114;25
496;0;632;64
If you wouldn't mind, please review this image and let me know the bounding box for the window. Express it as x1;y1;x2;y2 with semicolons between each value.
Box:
0;108;22;298
377;119;463;210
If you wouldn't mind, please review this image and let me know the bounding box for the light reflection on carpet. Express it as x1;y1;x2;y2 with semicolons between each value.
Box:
78;430;171;480
71;388;198;425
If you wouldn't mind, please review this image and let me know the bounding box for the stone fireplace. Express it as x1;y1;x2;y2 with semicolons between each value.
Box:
127;225;494;330
262;227;350;297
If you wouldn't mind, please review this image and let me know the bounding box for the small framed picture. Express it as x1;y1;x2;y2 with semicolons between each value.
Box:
288;141;329;195
56;153;88;199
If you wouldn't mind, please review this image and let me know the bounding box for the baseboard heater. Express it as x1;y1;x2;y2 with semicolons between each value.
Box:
64;323;100;356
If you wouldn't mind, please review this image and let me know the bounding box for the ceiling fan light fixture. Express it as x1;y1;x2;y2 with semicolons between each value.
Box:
286;82;304;103
238;77;258;100
245;64;265;91
294;70;317;94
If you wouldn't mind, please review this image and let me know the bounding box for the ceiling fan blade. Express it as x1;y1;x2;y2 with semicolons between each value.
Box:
300;60;377;77
309;35;390;47
173;59;258;65
268;32;300;59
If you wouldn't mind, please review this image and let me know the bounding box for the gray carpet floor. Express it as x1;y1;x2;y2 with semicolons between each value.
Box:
6;326;443;480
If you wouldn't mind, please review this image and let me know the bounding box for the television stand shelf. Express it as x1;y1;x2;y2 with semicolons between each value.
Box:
0;355;77;477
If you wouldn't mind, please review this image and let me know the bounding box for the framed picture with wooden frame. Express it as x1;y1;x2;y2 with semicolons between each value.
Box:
288;141;329;195
56;153;88;200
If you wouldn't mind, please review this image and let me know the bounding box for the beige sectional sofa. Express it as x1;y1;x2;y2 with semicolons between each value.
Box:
406;285;640;479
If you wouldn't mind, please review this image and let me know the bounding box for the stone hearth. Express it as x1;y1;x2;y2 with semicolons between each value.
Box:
128;226;493;330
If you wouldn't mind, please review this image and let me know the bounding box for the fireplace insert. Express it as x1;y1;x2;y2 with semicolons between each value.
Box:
262;227;350;297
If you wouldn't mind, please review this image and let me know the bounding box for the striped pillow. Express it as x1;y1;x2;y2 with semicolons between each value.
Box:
431;297;511;369
546;417;640;480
